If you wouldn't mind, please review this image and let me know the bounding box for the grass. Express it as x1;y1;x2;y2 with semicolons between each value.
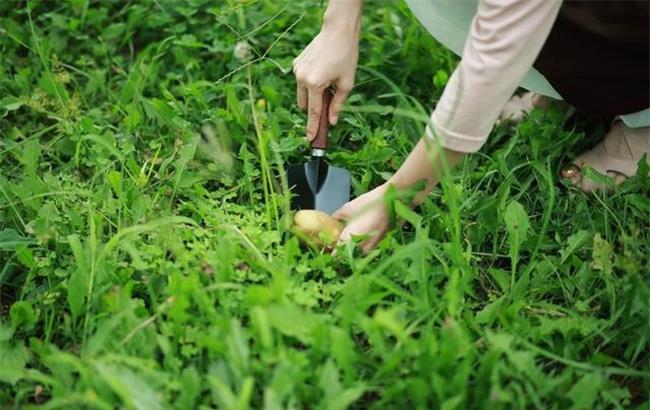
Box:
1;0;648;408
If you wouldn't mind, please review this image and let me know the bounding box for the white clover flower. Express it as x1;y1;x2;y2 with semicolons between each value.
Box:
233;40;252;62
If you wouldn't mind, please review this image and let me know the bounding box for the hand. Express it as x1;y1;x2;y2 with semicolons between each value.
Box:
333;183;391;253
333;139;465;253
293;21;359;140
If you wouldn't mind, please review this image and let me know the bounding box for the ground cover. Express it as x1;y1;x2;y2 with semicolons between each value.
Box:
0;1;648;408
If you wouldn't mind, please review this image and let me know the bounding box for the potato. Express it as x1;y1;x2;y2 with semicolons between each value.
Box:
292;210;344;250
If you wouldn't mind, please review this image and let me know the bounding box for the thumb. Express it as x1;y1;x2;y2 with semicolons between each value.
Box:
329;81;352;125
332;202;351;221
336;225;354;246
332;224;351;256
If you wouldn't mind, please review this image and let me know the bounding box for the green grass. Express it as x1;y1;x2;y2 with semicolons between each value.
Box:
1;0;648;408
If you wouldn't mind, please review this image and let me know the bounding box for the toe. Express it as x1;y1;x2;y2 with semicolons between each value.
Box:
561;163;582;185
607;170;627;186
560;163;601;193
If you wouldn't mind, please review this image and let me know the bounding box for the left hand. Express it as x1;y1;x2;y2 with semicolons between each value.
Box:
333;183;392;253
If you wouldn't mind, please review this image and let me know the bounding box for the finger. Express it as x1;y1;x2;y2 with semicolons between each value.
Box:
330;81;352;125
306;87;324;141
332;226;353;257
361;234;381;254
291;53;304;74
293;61;308;111
336;226;354;246
331;236;345;257
332;203;351;221
296;83;307;111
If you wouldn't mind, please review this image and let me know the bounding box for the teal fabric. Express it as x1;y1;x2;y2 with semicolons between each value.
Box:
405;0;649;127
620;108;650;128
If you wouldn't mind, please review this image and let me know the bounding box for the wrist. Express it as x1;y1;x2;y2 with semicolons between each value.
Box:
387;138;466;206
386;170;428;194
323;0;363;34
385;178;430;207
386;174;414;192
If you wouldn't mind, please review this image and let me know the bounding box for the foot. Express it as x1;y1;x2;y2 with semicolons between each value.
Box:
561;120;650;193
498;92;553;123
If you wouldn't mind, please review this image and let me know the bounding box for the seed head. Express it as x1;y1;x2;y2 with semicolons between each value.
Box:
233;40;252;62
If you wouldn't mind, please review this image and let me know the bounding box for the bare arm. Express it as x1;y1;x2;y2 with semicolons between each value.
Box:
388;137;466;206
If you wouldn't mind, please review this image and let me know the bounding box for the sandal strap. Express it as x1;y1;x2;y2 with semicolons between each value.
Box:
572;122;649;177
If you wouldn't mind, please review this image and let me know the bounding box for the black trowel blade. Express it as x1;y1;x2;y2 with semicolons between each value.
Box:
287;157;351;215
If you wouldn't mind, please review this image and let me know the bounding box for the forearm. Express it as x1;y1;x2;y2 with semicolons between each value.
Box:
323;0;363;34
388;137;465;206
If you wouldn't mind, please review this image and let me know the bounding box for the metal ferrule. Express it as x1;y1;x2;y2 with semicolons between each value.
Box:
311;148;326;157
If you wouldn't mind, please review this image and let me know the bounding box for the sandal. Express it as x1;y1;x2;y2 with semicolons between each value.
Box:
561;120;650;193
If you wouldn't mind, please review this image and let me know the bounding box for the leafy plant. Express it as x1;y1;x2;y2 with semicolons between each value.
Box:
0;0;647;408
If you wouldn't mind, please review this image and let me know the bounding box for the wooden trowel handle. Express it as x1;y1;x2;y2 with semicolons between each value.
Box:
311;88;333;150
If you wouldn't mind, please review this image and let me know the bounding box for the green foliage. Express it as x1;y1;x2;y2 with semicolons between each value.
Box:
503;200;529;286
0;0;648;408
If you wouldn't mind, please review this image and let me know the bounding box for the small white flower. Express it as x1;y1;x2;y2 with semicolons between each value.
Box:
234;40;252;62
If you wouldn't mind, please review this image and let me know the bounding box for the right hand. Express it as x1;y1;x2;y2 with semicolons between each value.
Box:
293;25;359;140
333;183;392;253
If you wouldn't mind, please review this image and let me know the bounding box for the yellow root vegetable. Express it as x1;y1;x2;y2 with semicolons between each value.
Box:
292;210;344;250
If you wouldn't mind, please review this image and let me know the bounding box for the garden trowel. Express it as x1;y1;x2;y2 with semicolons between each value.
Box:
287;89;350;214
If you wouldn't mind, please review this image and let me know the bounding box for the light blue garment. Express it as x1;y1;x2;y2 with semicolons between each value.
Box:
620;108;650;128
405;0;650;128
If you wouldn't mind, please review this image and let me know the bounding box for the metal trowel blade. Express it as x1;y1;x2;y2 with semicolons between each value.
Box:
287;157;351;215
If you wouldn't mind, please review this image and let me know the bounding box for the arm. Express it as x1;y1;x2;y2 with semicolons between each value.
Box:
429;0;562;152
334;0;563;251
333;138;465;253
293;0;363;139
389;138;465;206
